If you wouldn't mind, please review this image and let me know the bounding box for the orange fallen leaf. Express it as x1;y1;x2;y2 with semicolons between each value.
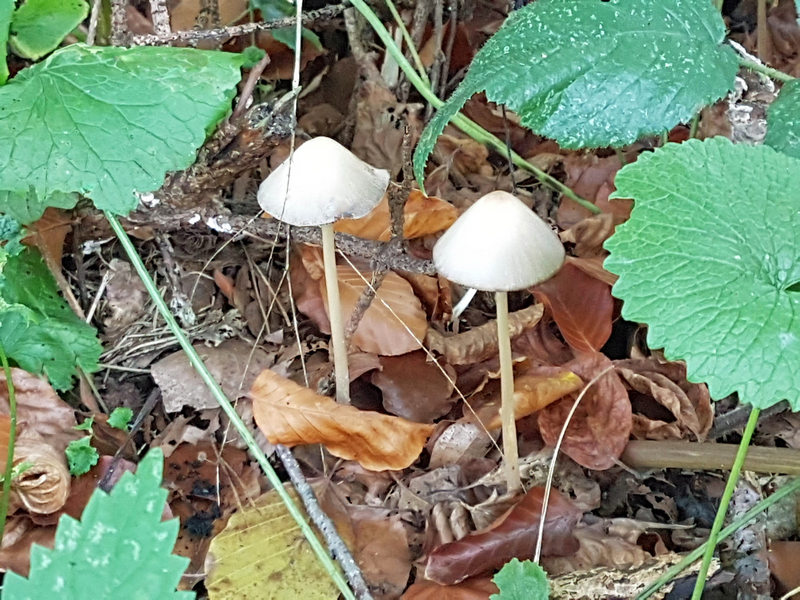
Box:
336;189;458;241
322;264;427;356
250;369;434;471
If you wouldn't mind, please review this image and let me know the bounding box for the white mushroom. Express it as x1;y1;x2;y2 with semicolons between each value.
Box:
433;190;565;492
258;137;390;404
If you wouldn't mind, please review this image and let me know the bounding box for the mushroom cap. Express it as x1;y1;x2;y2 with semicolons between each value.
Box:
257;137;390;227
433;190;565;291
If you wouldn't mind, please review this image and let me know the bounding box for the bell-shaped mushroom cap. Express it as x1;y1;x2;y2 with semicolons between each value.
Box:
257;137;390;227
433;190;565;291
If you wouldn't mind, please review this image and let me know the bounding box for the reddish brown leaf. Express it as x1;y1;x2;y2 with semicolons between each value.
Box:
538;352;632;470
616;358;713;442
336;189;457;241
251;369;434;471
557;154;631;229
424;486;581;584
24;208;72;271
322;264;428;356
291;246;330;332
532;262;613;353
402;577;498;600
372;351;456;423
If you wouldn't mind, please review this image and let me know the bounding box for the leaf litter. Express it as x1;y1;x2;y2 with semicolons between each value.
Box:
3;0;800;598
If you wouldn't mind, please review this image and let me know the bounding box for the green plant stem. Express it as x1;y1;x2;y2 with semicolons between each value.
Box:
105;213;355;600
348;0;600;215
691;406;760;600
383;0;430;85
0;344;16;546
737;57;796;82
638;471;800;599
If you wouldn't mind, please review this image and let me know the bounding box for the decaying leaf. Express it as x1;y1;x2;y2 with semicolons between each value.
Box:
336;189;458;241
152;339;273;412
322;264;428;356
7;426;71;515
472;368;584;430
538;353;632;470
401;577;498;600
429;422;495;470
532;263;613;353
205;484;339;600
250;369;434;471
616;358;713;442
372;351;455;423
424;487;581;585
426;304;544;365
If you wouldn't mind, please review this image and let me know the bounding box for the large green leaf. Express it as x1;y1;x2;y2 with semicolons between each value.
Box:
9;0;88;60
604;137;800;410
765;79;800;159
0;247;101;390
413;0;738;184
0;0;12;84
0;44;243;219
3;448;194;600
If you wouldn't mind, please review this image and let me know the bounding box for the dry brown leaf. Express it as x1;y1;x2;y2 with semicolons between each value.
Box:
426;304;544;365
565;256;617;287
152;340;273;412
474;369;584;430
616;358;713;442
102;259;148;336
348;506;411;599
336;189;458;241
24;208;72;272
538;352;632;470
429;422;495;469
7;426;70;515
557;154;631;229
251;369;434;471
532;262;614;353
0;368;79;453
541;521;651;575
559;212;619;258
322;264;428;356
372;351;455;423
402;577;498;600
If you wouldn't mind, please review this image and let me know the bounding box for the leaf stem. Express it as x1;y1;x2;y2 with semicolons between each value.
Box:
105;213;355;600
0;344;16;546
638;468;800;599
383;0;430;86
348;0;599;214
691;406;760;600
737;57;796;82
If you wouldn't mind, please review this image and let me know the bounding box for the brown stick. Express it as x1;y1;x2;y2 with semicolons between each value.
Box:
621;440;800;475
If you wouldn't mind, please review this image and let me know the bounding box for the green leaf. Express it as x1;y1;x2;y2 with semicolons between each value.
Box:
0;213;25;256
604;137;800;409
74;416;94;432
4;448;194;599
0;44;243;218
0;0;12;84
491;559;549;600
108;406;133;430
241;45;267;69
271;26;322;52
9;0;88;60
413;0;738;184
766;79;800;159
0;189;78;226
65;436;98;475
0;247;102;389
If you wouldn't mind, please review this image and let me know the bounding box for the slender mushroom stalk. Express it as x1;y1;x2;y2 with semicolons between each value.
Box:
257;137;390;404
320;223;350;404
433;191;564;494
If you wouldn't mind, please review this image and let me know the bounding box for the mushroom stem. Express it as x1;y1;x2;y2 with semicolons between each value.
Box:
321;223;351;404
496;291;522;493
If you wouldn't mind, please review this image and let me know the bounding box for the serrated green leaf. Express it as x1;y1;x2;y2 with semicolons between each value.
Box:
9;0;88;60
0;188;78;225
491;559;549;600
0;44;243;218
4;448;194;600
108;406;133;430
766;79;800;159
0;247;101;389
413;0;738;184
65;436;98;475
604;137;800;409
0;0;12;84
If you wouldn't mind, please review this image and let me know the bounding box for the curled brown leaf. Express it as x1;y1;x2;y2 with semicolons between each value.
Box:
250;369;434;471
424;486;581;585
538;352;632;470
